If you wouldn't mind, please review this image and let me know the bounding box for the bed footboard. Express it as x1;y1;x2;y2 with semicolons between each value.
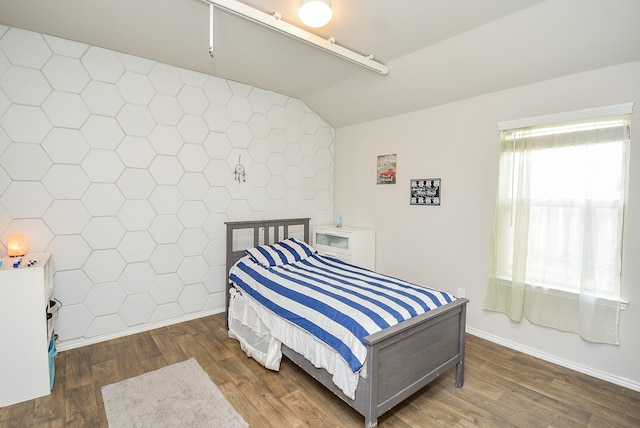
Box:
283;297;468;428
363;297;467;427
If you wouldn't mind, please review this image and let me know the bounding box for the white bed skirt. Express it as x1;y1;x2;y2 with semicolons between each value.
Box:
228;287;282;371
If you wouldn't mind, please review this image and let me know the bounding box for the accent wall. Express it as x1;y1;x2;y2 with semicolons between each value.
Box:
0;26;334;349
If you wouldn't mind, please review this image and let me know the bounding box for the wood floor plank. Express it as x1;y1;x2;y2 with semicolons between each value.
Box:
0;400;34;427
1;313;639;427
236;376;306;428
64;384;100;427
149;327;188;366
549;375;640;421
394;391;462;428
280;389;340;427
61;347;94;390
431;379;522;428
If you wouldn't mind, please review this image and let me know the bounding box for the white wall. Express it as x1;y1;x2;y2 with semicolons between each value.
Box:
0;26;334;349
335;61;640;391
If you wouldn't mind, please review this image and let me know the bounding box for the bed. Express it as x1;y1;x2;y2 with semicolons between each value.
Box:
225;218;467;428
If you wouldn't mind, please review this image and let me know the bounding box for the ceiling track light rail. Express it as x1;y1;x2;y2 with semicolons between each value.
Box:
202;0;389;75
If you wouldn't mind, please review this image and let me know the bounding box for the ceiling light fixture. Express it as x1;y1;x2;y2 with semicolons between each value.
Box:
298;0;332;28
202;0;388;75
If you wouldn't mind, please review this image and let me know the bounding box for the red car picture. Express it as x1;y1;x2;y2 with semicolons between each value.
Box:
377;154;397;184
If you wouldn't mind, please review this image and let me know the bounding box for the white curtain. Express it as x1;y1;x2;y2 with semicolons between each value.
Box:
484;114;630;345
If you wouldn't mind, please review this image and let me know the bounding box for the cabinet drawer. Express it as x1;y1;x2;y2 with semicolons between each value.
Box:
317;249;352;264
314;231;351;255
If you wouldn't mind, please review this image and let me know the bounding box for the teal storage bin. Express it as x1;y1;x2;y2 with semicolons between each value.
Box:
48;338;58;390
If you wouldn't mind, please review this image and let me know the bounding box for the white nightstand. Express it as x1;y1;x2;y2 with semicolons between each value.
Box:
312;225;376;270
0;253;56;406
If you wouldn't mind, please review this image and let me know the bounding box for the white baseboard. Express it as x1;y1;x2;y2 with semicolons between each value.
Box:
56;307;225;352
466;327;640;393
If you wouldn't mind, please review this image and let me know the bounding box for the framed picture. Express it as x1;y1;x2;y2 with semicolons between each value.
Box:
410;178;441;205
377;154;397;184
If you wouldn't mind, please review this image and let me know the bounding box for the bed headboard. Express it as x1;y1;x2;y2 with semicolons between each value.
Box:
224;218;310;324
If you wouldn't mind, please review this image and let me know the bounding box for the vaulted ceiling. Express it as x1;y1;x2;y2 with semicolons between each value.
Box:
1;0;640;128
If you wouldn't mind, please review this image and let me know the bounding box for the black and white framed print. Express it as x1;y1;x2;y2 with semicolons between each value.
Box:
410;178;441;205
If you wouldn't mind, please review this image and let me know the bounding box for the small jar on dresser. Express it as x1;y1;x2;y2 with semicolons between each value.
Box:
0;252;55;407
312;225;376;270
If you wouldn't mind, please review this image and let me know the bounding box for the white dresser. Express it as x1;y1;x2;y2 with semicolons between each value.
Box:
312;225;376;270
0;253;55;407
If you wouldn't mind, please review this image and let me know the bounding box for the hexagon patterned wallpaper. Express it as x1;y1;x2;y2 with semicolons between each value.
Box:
0;26;334;348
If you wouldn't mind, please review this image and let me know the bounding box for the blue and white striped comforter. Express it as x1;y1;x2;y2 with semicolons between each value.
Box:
229;253;456;374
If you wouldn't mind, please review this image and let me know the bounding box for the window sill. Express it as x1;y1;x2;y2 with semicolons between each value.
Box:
493;277;629;310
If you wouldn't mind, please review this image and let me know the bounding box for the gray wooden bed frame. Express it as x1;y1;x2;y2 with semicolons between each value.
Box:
225;218;468;428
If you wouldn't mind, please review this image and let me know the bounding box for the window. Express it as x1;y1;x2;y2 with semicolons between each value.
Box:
484;104;632;345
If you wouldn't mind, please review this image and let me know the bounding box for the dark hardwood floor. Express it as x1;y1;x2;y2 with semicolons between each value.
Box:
1;313;639;427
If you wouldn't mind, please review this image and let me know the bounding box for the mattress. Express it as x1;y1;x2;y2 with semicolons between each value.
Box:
229;248;456;398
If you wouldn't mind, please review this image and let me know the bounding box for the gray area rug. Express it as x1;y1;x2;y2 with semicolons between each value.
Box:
101;358;248;428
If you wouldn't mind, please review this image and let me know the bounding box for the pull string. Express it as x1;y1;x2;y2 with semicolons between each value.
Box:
209;3;214;57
